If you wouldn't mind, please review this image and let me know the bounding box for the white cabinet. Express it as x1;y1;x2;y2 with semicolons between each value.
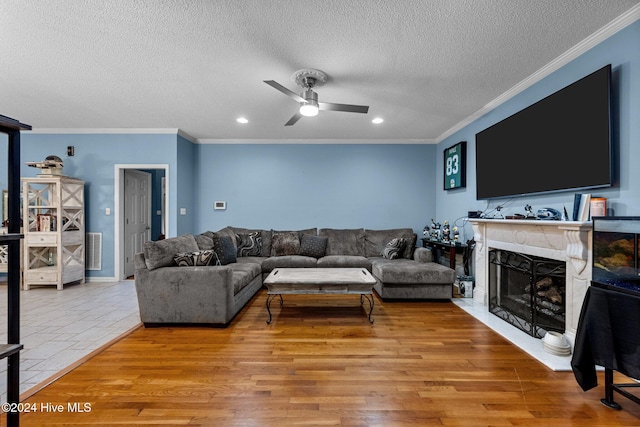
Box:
22;176;85;290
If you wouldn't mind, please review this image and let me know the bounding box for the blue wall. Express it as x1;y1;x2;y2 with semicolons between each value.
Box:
194;143;437;234
176;134;196;236
435;19;640;239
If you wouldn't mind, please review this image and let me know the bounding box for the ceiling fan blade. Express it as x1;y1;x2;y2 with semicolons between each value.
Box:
284;111;303;126
264;80;306;103
319;102;369;114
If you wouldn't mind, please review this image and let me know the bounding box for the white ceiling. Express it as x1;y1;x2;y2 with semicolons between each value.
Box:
1;0;639;143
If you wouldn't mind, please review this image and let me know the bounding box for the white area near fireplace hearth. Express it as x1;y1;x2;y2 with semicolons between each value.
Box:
463;219;592;371
452;297;572;371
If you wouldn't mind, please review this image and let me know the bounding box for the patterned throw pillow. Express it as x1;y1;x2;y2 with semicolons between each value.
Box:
236;231;263;257
212;235;237;265
173;249;215;266
381;238;407;260
299;234;328;258
271;232;300;256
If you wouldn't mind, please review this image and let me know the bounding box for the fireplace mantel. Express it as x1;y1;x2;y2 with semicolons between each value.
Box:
470;219;592;342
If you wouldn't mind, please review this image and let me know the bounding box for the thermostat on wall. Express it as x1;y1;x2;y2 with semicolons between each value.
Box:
214;201;226;210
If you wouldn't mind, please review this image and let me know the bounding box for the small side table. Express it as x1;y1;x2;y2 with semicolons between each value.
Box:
421;238;467;269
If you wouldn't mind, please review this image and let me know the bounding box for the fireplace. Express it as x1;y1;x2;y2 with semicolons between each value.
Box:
470;219;591;344
489;249;566;338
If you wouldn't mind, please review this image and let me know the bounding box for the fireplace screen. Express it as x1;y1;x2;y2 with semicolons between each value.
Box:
488;250;566;338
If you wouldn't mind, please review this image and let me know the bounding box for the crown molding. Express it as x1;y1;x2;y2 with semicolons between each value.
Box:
27;129;432;144
27;127;199;143
194;138;435;145
30;128;183;135
436;3;640;143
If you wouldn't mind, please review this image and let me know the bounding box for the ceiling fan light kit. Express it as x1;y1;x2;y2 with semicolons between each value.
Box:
299;88;319;116
264;68;369;126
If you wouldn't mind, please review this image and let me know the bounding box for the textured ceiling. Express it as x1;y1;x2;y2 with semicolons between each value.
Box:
1;0;639;142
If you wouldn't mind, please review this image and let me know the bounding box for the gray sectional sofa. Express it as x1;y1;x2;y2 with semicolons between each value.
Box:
134;226;456;326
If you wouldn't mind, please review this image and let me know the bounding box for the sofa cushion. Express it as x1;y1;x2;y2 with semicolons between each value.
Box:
299;234;328;258
319;228;365;256
271;232;300;256
212;235;237;265
173;249;216;267
143;234;199;270
236;231;263;257
235;256;267;267
365;228;416;259
381;238;407;260
227;262;262;294
261;255;317;273
271;228;317;247
316;255;371;270
371;258;455;284
194;231;214;250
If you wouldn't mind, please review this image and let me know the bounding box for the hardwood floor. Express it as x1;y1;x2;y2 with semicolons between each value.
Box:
10;290;640;426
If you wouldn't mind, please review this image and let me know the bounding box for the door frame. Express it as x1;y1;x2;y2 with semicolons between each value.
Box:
115;164;170;281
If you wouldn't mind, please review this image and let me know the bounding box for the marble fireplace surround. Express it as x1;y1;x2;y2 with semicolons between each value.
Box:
469;219;592;347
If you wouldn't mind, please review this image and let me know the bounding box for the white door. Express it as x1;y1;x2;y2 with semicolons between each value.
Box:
124;170;151;277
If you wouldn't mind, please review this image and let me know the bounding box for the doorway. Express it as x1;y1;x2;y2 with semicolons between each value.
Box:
115;164;169;281
123;169;151;278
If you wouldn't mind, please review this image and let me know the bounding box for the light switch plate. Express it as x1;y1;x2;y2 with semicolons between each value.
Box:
214;201;226;210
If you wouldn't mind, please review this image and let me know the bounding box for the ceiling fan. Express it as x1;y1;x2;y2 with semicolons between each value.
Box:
264;69;369;126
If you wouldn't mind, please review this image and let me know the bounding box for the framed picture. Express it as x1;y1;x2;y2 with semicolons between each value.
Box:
37;213;52;232
443;141;466;190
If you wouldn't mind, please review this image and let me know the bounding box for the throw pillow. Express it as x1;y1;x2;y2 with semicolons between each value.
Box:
299;234;328;258
173;249;215;267
236;231;263;257
271;232;300;256
381;237;407;260
143;234;199;270
212;235;237;265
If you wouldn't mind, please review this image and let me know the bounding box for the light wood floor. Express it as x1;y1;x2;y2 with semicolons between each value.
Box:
11;290;640;426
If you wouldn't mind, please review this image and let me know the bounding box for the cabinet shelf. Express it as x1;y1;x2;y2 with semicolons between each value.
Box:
22;176;85;290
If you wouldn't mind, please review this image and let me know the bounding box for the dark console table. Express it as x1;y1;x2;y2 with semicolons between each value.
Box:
421;238;466;269
571;283;640;410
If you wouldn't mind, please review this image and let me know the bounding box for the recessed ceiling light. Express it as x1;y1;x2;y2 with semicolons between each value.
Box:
372;117;384;124
236;117;249;124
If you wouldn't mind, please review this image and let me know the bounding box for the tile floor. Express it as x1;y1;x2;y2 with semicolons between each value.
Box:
0;280;141;403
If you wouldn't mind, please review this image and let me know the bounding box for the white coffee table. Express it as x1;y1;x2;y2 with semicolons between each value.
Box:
263;267;377;324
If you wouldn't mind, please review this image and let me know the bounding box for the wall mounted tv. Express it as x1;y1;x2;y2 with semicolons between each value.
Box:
475;64;613;200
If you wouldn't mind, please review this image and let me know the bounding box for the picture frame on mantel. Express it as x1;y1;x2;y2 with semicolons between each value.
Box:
443;141;466;190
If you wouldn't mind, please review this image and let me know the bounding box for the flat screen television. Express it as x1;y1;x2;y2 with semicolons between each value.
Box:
475;64;613;200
